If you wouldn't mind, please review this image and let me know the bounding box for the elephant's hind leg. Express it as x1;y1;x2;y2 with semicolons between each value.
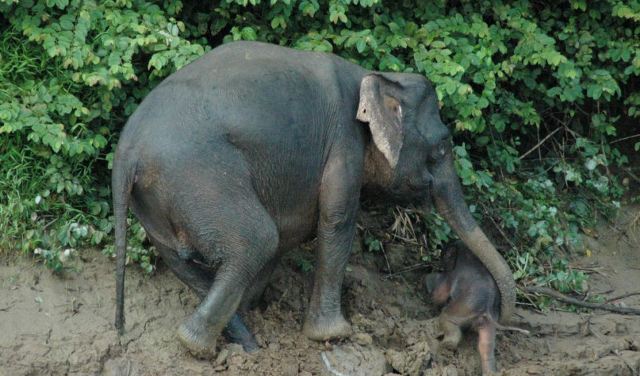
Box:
151;238;259;352
239;257;280;313
151;238;211;297
224;314;260;353
174;202;279;357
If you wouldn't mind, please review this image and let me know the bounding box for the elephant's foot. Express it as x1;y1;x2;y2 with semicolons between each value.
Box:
223;314;260;353
303;312;352;341
176;312;217;358
440;335;461;351
438;319;462;351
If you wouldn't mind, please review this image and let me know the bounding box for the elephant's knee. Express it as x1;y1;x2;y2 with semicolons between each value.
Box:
245;220;279;257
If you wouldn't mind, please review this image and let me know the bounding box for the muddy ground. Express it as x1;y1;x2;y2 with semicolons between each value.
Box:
1;205;639;376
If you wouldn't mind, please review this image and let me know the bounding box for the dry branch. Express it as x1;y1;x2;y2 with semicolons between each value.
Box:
524;286;640;315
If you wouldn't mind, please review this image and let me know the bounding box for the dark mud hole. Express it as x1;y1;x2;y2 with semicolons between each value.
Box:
1;207;640;375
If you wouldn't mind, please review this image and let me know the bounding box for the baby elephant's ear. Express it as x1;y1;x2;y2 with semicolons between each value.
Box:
356;73;404;169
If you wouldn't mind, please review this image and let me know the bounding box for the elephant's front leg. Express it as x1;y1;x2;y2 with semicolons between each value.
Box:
303;154;361;341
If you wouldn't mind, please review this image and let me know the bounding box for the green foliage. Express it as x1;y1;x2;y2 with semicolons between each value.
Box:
363;231;383;252
102;220;155;273
539;258;588;294
0;0;637;302
0;0;205;271
295;256;314;274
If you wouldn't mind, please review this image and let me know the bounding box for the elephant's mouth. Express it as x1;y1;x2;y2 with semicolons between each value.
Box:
407;181;430;195
407;170;434;194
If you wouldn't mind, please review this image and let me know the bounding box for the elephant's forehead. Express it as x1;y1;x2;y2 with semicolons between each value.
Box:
416;119;448;144
415;100;449;143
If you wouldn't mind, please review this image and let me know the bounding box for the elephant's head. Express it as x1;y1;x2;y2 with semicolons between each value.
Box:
357;72;516;322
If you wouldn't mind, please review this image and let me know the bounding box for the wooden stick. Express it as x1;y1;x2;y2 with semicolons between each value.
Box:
623;167;640;185
379;243;393;276
524;286;640;315
519;127;561;160
480;202;517;251
610;133;640;144
604;291;640;304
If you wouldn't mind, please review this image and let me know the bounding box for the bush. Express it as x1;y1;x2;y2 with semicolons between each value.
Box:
0;1;637;299
0;0;205;270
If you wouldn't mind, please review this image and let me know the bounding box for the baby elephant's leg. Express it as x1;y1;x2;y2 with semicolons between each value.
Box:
476;316;497;375
438;314;462;350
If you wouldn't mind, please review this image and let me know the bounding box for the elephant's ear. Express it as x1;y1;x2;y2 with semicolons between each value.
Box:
356;73;404;169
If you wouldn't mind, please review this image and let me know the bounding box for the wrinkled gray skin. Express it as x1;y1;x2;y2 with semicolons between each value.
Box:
112;41;515;357
426;241;526;375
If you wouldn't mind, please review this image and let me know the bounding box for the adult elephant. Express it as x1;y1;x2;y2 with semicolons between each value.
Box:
112;41;515;356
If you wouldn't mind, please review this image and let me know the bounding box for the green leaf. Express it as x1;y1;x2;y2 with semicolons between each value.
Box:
240;26;258;40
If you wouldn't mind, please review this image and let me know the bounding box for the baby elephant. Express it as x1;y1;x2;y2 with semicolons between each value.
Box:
426;241;528;375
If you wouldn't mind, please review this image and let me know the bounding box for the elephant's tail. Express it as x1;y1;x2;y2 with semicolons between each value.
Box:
112;153;136;335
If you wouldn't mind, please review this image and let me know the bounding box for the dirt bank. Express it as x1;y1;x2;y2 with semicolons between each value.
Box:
1;206;639;375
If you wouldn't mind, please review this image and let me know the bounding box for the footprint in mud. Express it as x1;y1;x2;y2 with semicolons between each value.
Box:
321;343;390;376
320;332;439;376
385;341;434;376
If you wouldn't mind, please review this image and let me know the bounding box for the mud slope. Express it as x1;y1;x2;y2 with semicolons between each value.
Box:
1;206;639;376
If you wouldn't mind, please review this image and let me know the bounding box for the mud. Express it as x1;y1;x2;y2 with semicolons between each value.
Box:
1;206;639;375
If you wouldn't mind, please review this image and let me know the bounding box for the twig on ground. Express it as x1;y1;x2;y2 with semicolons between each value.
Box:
277;286;290;306
380;243;393;276
517;287;546;314
515;301;544;314
391;234;420;245
607;222;631;240
571;266;609;277
604;292;640;304
609;224;634;248
524;286;640;315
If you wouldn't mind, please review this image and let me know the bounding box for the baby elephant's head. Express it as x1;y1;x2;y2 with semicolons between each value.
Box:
424;272;448;306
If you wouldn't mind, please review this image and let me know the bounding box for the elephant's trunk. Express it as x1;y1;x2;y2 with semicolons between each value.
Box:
430;150;516;323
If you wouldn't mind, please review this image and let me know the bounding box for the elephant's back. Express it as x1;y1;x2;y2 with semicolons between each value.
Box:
153;41;357;100
119;41;363;185
164;41;361;88
121;41;361;147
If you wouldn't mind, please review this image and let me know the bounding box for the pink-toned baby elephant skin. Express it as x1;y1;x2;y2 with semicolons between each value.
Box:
426;241;529;375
